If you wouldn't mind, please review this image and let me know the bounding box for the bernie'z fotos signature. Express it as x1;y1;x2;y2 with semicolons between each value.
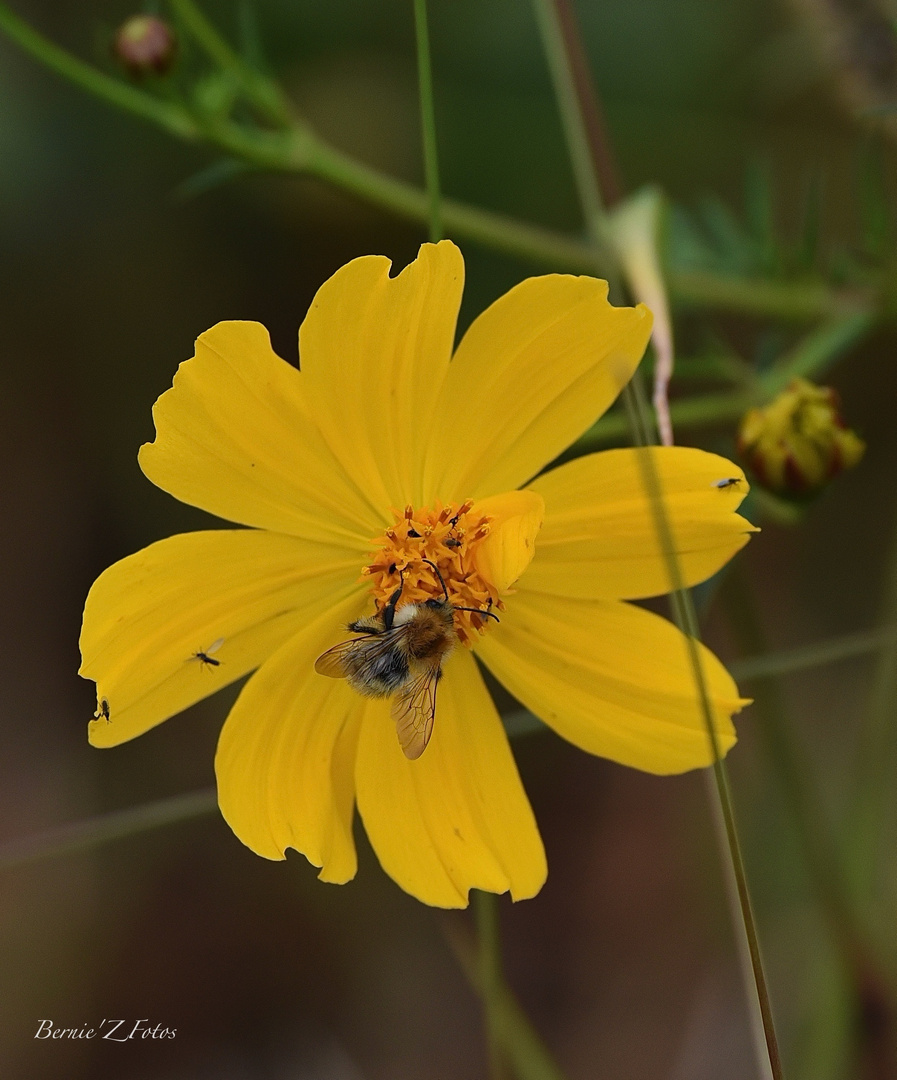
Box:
35;1020;176;1041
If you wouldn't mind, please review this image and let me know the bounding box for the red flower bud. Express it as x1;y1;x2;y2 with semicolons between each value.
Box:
113;16;177;77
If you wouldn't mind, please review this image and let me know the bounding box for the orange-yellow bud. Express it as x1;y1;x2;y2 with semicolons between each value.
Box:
113;16;177;77
738;378;865;497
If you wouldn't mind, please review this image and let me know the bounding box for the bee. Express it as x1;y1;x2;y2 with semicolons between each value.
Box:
711;477;742;490
314;560;497;760
93;698;111;724
190;638;224;671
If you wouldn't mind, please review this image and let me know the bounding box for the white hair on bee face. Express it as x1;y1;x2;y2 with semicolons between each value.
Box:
393;603;424;627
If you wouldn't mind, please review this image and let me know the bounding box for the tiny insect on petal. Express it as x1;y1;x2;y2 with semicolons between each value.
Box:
191;638;225;669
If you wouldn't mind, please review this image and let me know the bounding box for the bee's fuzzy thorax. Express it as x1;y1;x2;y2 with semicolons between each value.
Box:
388;601;456;661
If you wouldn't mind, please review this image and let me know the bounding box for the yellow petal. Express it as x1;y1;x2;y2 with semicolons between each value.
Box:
299;240;464;509
355;649;546;907
525;447;757;599
477;591;745;774
423;275;652;500
80;530;364;747
215;593;366;878
472;490;544;593
139;320;383;546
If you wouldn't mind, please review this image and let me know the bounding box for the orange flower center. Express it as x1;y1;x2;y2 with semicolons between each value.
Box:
363;501;502;648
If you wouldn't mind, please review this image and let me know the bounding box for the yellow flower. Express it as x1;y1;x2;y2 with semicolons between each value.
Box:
80;241;755;908
738;377;865;497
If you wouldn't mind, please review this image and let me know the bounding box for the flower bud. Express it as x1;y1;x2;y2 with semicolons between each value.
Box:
113;16;177;77
737;378;865;497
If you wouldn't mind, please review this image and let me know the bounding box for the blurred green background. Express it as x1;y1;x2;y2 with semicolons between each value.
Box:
0;1;894;1078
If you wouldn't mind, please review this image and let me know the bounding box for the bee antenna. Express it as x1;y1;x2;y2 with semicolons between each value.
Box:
421;558;450;602
453;605;500;623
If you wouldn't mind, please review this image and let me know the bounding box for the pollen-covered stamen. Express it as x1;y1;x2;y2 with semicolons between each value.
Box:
365;501;503;647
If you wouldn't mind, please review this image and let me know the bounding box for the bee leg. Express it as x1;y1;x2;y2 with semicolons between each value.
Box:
382;569;406;630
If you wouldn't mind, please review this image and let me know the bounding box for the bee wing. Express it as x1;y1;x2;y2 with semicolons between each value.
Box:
314;631;396;679
391;660;441;760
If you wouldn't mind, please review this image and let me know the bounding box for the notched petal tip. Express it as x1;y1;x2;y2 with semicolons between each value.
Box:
298;239;465;512
355;651;546;907
416;236;463;263
134;320;380;542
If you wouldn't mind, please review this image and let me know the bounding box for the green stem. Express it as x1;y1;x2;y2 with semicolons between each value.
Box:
700;770;775;1080
671;270;871;322
412;0;442;243
0;789;217;870
440;915;569;1080
0;1;196;137
474;892;508;1080
169;0;292;128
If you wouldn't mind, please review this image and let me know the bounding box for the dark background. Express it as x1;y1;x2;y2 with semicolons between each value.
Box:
0;1;892;1077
